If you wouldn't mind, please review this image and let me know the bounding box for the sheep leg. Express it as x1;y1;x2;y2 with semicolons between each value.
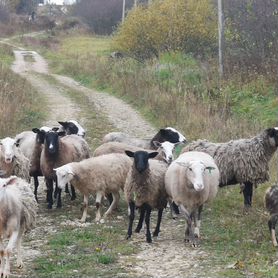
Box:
242;181;253;207
80;195;89;222
153;208;163;237
170;202;180;219
135;207;146;233
33;176;39;202
16;230;24;268
70;184;76;201
180;205;198;247
56;187;62;209
268;215;278;247
126;201;135;240
194;205;203;238
65;184;70;193
144;204;152;243
95;192;102;222
104;192;120;217
0;239;4;275
3;230;19;278
46;178;53;209
106;193;113;206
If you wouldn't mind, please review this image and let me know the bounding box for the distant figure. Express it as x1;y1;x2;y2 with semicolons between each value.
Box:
28;11;36;22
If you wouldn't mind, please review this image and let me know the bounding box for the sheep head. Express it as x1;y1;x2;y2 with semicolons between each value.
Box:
0;137;18;164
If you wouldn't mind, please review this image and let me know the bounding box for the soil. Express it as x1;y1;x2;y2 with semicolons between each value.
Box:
1;38;221;278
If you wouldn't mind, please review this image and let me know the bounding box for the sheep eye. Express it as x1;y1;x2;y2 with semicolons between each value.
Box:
189;167;192;171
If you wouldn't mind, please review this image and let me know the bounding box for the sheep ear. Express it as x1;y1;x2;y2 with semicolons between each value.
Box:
52;127;60;132
58;131;66;137
176;162;189;168
5;177;17;187
32;128;40;133
125;150;134;157
148;151;158;159
15;139;20;147
205;166;215;174
58;121;68;127
152;141;162;148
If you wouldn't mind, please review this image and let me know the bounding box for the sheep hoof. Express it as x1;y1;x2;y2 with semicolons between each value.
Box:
47;204;53;209
146;238;152;243
17;262;24;269
126;234;131;240
135;227;141;233
153;231;159;237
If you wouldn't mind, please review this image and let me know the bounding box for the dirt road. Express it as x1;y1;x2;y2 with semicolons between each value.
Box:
3;39;220;277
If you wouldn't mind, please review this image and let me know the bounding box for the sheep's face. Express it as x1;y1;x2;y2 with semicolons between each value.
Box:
125;150;158;173
54;165;74;190
44;131;59;154
32;126;51;144
177;161;215;192
0;137;18;164
154;127;187;144
58;120;86;137
268;127;278;147
153;141;176;164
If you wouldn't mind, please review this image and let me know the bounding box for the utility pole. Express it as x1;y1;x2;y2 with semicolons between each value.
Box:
134;0;137;7
122;0;126;23
218;0;224;79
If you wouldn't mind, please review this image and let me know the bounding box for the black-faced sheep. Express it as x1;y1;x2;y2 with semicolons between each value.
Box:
165;151;219;246
265;184;278;247
0;176;37;277
54;153;132;222
103;127;186;149
124;150;168;243
57;120;86;137
182;127;278;208
93;141;177;164
40;131;90;209
16;127;51;201
0;137;30;182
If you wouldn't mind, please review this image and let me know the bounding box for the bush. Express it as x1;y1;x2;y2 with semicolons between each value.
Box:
113;0;217;59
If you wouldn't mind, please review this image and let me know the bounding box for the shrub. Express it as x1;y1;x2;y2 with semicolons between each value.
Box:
113;0;217;59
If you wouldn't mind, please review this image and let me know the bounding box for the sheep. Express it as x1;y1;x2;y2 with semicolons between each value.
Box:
182;127;278;208
16;126;51;201
54;153;133;222
40;131;90;209
0;137;30;182
57;120;86;137
0;176;37;278
93;141;177;164
124;150;168;243
265;184;278;247
165;151;219;246
102;127;187;149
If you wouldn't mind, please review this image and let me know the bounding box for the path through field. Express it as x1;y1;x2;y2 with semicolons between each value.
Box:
1;36;221;277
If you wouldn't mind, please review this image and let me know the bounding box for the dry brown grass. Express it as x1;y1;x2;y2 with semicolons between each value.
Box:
0;64;45;137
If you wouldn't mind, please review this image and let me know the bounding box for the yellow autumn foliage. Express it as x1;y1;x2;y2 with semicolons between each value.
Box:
113;0;217;59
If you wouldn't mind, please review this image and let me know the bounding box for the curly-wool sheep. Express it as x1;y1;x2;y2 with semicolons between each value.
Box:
265;184;278;246
124;150;168;243
40;131;90;209
55;153;132;222
182;128;278;207
93;141;176;164
165;151;219;246
103;127;186;149
0;176;37;277
0;137;30;182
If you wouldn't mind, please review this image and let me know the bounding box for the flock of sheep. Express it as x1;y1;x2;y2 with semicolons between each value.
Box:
0;120;278;277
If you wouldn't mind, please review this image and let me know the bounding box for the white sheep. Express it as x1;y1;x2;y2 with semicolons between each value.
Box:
54;153;133;222
165;151;220;246
0;176;37;278
0;137;30;182
93;141;177;164
124;150;168;243
102;127;186;149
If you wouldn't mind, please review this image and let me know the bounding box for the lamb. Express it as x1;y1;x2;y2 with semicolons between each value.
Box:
182;127;278;208
93;141;177;164
102;127;186;149
40;131;90;209
0;137;30;182
124;150;168;243
265;184;278;247
0;176;37;278
54;153;133;222
165;151;219;246
16;127;51;201
57;120;86;137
